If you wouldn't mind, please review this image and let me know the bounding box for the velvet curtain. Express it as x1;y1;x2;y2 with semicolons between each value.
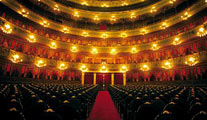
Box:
85;72;93;84
96;73;111;84
114;73;123;84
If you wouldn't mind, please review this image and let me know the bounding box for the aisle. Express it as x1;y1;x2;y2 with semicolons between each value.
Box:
88;91;121;120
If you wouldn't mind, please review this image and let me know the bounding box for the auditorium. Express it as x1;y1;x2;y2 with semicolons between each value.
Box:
0;0;207;120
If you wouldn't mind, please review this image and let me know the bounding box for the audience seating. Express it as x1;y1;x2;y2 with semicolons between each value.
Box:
109;84;207;120
0;82;99;120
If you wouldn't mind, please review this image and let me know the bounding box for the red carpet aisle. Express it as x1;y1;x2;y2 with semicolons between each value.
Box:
88;91;121;120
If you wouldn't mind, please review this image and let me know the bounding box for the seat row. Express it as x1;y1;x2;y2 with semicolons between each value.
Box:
0;81;100;120
108;84;207;120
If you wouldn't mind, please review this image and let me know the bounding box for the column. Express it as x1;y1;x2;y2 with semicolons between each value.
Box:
123;73;126;86
111;73;114;86
93;73;96;85
81;72;85;86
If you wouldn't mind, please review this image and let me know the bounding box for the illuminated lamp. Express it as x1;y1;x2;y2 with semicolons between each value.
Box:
73;11;79;18
140;29;147;35
197;27;207;37
120;66;128;72
1;23;12;34
121;2;128;6
131;47;138;54
169;0;176;4
162;61;173;69
62;27;70;34
100;65;107;73
110;48;117;55
101;4;109;7
150;7;157;13
53;5;60;11
19;9;29;17
93;16;99;21
151;43;159;51
82;31;89;37
140;64;150;71
10;54;23;63
121;33;128;38
173;37;181;45
58;63;68;70
111;16;116;22
160;23;167;30
130;12;136;19
80;65;88;72
181;12;190;20
40;20;49;27
50;42;57;49
81;1;88;6
91;48;98;54
185;56;199;66
101;33;108;39
27;35;36;43
36;60;46;67
71;46;78;52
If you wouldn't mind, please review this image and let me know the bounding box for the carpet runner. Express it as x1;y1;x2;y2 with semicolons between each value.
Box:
88;91;121;120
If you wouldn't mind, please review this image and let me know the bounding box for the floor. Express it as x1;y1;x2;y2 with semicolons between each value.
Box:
88;91;121;120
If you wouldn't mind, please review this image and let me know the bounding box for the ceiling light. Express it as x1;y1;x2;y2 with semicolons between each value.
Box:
151;43;159;51
19;9;29;17
130;12;136;19
58;63;68;70
62;27;70;34
53;5;60;11
150;7;157;13
121;33;128;38
111;16;116;22
27;35;36;43
162;61;173;69
50;42;57;49
91;48;98;54
160;23;167;30
131;47;138;54
93;15;99;21
197;27;207;37
120;66;128;72
173;37;181;45
110;48;117;55
36;60;46;67
101;4;109;7
100;65;107;73
40;20;49;27
10;54;23;63
71;46;78;52
73;11;79;18
101;33;108;39
81;1;88;6
181;12;190;20
140;64;150;71
80;65;88;72
185;56;199;66
1;23;12;34
82;31;89;37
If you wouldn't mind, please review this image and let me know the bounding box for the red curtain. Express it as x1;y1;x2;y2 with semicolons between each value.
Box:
96;73;111;84
114;73;123;84
85;73;93;84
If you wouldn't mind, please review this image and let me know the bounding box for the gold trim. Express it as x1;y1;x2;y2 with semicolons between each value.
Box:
65;0;144;7
1;17;204;54
2;0;206;38
40;0;167;20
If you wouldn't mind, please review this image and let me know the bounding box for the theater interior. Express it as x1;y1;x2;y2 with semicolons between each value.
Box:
0;0;207;120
